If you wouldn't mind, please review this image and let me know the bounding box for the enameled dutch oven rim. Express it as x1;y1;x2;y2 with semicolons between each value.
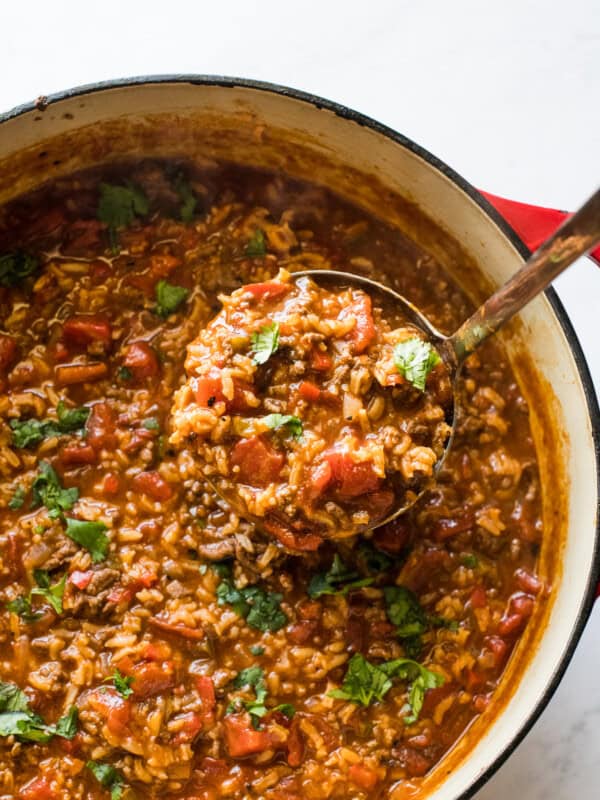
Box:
1;74;599;799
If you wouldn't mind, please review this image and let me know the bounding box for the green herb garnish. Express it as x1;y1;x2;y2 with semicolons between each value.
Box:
97;182;149;254
118;366;133;382
155;279;189;317
6;595;42;623
0;251;39;288
8;485;25;510
174;174;198;222
56;400;90;432
462;554;479;569
10;402;89;449
230;667;268;726
217;579;287;632
329;653;444;723
250;645;265;656
112;669;134;699
384;586;457;659
0;682;78;742
142;417;160;431
65;517;109;563
308;554;373;599
393;337;441;392
31;570;67;615
263;413;303;440
31;461;79;519
86;761;126;800
245;229;266;257
251;322;280;365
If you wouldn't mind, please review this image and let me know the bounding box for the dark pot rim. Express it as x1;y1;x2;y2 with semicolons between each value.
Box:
1;74;599;799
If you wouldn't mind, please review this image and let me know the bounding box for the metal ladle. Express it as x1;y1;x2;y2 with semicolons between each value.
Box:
294;186;600;529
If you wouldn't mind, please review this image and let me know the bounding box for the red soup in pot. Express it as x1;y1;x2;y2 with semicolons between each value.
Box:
0;160;544;800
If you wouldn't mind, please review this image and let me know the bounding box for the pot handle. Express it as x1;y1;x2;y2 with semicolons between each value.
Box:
480;191;600;266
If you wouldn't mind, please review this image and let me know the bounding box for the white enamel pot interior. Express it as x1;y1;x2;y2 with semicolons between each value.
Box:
0;77;598;800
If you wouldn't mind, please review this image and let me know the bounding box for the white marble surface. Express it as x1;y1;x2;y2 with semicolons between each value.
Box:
1;1;598;795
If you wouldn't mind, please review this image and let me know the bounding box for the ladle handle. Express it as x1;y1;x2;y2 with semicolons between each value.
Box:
449;187;600;364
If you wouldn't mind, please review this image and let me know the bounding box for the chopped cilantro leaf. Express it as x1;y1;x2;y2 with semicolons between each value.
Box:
56;400;90;432
142;417;160;431
10;418;56;449
0;682;30;712
245;229;266;257
357;542;393;574
308;554;373;599
329;653;392;707
263;413;303;440
155;279;189;317
174;174;198;222
97;182;149;254
54;706;78;739
112;669;134;699
274;703;295;718
393;337;441;392
31;571;67;615
217;579;287;632
462;554;479;569
8;485;25;510
10;402;89;449
65;517;109;562
6;595;42;623
251;322;280;365
118;366;132;382
31;461;79;518
379;658;445;724
250;645;265;656
0;251;38;288
86;761;125;800
231;667;268;726
329;653;444;723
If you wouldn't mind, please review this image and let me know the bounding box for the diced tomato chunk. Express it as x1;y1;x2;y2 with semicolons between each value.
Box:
341;292;375;354
195;369;226;407
18;776;56;800
263;516;323;552
86;402;117;450
470;585;487;609
349;764;379;791
173;711;204;744
143;641;172;661
195;368;256;412
310;348;332;372
298;380;321;402
373;517;411;554
87;687;131;736
242;281;290;300
323;450;381;498
148;616;205;640
230;436;285;486
59;443;97;467
195;675;216;719
286;716;304;768
103;473;120;496
223;713;272;757
62;314;112;348
70;570;93;590
119;659;176;700
302;460;332;503
132;470;173;501
149;254;181;280
123;341;159;380
0;334;17;372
